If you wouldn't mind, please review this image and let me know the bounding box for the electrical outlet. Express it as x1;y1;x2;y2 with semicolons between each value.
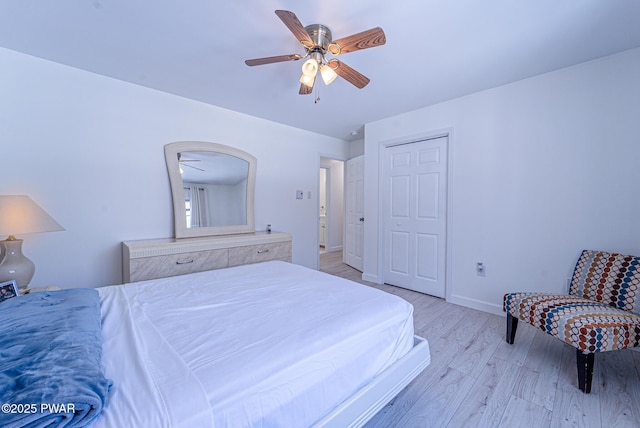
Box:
296;190;303;200
476;262;486;276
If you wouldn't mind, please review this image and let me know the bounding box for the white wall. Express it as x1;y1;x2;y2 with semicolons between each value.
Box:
0;48;347;289
348;138;364;158
364;47;640;315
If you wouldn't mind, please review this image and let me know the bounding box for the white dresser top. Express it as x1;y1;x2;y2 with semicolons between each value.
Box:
123;231;291;259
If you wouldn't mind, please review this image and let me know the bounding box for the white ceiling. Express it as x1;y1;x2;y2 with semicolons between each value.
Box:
2;1;640;141
180;151;248;185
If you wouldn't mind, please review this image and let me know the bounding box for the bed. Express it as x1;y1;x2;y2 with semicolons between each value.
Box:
0;261;430;427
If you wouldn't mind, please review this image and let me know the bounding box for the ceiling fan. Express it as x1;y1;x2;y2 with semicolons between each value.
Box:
245;10;386;95
178;154;204;172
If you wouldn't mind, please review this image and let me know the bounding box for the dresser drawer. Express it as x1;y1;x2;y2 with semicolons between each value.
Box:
122;232;292;283
228;241;292;267
129;248;228;282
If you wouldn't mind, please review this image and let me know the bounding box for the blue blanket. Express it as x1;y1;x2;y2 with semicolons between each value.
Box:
0;289;112;427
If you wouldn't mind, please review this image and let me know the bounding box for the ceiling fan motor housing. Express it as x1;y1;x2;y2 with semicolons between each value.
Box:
305;24;332;53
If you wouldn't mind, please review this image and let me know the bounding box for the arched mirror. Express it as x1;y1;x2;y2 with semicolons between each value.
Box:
165;141;256;238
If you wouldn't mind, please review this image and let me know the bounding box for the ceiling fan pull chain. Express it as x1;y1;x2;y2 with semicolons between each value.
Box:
314;87;321;104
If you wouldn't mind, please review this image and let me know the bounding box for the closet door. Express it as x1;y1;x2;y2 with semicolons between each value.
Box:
383;137;447;297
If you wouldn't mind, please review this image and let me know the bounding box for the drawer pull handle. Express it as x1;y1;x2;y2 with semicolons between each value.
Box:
257;249;270;254
176;259;194;265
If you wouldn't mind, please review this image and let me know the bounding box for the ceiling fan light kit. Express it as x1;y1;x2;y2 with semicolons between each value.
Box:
301;58;318;76
301;51;322;77
299;72;316;88
320;63;337;85
245;10;386;95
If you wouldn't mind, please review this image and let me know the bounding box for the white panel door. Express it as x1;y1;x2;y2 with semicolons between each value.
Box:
344;155;364;271
383;137;447;297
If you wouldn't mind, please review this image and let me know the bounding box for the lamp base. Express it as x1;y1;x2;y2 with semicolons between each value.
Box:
0;238;35;291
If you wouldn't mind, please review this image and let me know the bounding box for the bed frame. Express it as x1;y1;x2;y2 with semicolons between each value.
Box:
313;335;430;427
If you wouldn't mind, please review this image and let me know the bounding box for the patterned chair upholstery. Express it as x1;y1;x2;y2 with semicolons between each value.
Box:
503;250;640;393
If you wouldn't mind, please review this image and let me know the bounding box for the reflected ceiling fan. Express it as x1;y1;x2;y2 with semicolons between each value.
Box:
178;154;204;172
245;10;386;95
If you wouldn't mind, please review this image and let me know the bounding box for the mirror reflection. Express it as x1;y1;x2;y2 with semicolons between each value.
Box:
165;141;256;239
179;151;249;228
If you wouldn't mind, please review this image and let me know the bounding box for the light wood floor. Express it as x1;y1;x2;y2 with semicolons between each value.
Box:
319;251;640;428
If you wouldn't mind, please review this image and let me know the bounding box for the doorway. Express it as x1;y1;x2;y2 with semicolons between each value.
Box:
382;136;448;297
318;158;344;258
319;167;328;253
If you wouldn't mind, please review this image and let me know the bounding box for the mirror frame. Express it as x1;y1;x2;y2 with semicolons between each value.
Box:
165;141;257;238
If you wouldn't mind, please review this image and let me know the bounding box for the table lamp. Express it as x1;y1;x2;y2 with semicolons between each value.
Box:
0;195;64;290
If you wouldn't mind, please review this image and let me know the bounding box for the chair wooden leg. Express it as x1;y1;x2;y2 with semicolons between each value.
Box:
576;350;594;393
506;313;518;344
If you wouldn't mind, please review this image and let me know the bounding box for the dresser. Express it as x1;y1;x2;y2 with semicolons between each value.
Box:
122;231;292;283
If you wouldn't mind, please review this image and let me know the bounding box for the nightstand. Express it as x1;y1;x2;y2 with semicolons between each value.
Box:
22;285;62;295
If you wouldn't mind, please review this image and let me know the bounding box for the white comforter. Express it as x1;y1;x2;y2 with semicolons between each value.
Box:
93;261;414;427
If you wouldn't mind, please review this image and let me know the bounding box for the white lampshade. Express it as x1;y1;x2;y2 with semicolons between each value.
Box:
320;63;338;85
301;58;319;76
0;195;64;290
299;72;316;88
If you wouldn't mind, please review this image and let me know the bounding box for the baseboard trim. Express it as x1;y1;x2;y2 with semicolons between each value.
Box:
448;294;504;316
362;273;381;284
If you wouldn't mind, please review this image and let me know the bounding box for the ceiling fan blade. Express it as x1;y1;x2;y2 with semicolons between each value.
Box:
328;59;370;89
327;27;386;56
245;54;302;66
299;74;316;95
182;163;205;172
299;83;313;95
275;10;314;49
